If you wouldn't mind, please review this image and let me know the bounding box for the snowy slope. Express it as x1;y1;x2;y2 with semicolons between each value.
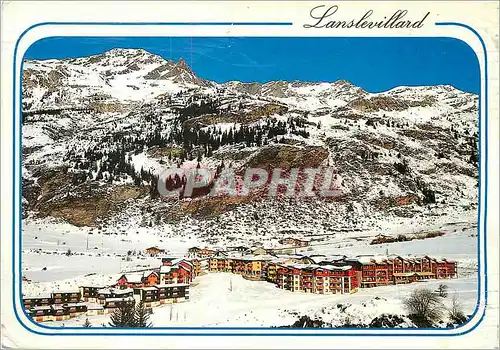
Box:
22;48;479;250
22;223;478;327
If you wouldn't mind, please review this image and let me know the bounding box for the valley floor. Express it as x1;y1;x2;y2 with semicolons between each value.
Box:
40;273;478;328
20;220;480;328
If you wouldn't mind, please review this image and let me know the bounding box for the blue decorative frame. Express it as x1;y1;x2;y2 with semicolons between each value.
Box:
11;21;488;336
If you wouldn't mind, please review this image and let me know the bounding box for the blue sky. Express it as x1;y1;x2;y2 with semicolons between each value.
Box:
24;37;480;94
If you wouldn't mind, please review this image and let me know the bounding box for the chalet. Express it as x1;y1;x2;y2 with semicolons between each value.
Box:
314;255;347;265
228;246;250;253
117;273;144;288
63;302;88;316
342;255;458;287
97;287;133;304
177;262;193;283
344;256;390;288
104;296;135;309
208;257;220;272
313;265;358;294
161;257;179;266
23;295;52;310
89;93;111;102
439;257;457;278
265;259;289;283
276;265;301;292
51;304;70;321
286;255;315;265
159;258;195;284
251;247;268;256
279;237;310;248
51;290;81;304
276;264;358;294
145;246;165;256
374;234;391;241
308;255;327;264
151;284;190;303
167;283;190;301
154;285;169;302
187;247;201;257
85;303;105;316
198;248;216;258
80;286;105;302
28;305;52;318
190;258;201;277
143;271;160;286
209;254;276;279
159;265;174;284
113;288;134;299
28;305;55;323
213;250;228;257
208;256;234;273
138;287;160;305
97;288;113;304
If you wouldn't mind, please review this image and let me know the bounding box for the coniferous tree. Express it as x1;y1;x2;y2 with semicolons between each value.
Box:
134;301;153;328
109;303;136;327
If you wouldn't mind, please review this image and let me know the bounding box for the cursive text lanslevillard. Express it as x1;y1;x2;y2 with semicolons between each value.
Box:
304;5;430;29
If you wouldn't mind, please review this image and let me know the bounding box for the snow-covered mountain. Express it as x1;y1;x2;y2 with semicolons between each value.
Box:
21;48;478;245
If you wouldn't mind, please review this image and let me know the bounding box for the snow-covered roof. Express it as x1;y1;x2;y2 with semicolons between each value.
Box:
288;254;307;259
97;288;113;294
106;297;134;302
179;259;194;267
269;258;289;264
251;254;275;261
113;288;133;295
231;254;275;261
325;255;347;261
144;271;159;277
251;247;268;251
280;236;311;242
320;264;352;271
64;302;87;307
280;263;353;271
52;289;80;294
209;256;227;260
346;254;456;265
170;258;185;266
156;283;189;288
31;306;51;311
123;273;143;283
84;303;104;310
309;256;338;264
274;254;291;259
160;266;172;273
23;295;51;300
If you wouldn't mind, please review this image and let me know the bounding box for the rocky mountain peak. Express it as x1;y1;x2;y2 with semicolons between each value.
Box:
176;58;189;69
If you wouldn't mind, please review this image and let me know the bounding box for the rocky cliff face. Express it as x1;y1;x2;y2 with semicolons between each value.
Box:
22;48;478;239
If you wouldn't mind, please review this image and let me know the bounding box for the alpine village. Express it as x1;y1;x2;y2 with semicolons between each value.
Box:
23;239;457;324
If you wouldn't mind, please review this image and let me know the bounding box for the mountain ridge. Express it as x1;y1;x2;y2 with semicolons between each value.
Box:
23;48;476;98
21;48;479;245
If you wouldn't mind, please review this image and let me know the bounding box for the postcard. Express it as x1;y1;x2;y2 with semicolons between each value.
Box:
1;1;498;349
